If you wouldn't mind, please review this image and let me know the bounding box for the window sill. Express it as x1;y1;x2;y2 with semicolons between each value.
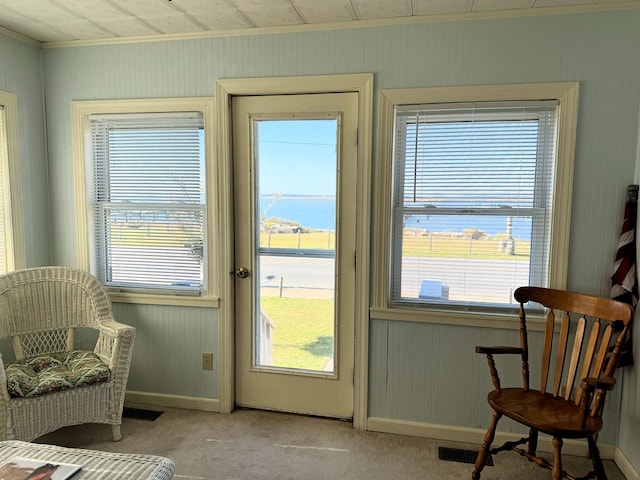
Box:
369;306;548;331
108;291;219;308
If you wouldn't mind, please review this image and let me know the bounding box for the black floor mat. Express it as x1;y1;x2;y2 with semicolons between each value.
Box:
122;407;164;421
438;446;493;466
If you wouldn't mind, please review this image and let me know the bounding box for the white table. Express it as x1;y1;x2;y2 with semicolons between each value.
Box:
0;440;175;479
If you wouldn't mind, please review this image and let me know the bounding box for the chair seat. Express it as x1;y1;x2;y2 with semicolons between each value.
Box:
488;388;603;438
5;350;111;398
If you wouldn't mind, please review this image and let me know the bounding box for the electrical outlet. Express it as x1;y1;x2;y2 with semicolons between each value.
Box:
202;353;213;370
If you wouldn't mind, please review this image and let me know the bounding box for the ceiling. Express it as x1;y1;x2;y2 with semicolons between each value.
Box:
0;0;638;45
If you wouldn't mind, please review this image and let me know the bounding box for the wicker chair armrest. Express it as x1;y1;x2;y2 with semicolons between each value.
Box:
94;321;136;373
95;319;136;339
0;353;9;439
0;353;4;382
475;346;523;355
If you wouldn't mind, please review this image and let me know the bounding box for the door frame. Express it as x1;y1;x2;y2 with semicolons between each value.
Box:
215;73;373;430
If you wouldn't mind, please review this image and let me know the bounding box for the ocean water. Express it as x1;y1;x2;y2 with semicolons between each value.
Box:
260;196;336;230
259;196;532;240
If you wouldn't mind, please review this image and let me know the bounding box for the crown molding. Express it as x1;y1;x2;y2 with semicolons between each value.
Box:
40;1;640;49
0;25;39;47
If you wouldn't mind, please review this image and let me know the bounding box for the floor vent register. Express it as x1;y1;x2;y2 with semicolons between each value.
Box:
438;446;493;466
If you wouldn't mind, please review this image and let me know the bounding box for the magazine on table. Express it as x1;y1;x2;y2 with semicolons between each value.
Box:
0;456;82;480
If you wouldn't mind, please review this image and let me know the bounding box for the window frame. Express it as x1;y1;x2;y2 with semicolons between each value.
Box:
72;98;217;307
372;83;579;328
0;90;25;274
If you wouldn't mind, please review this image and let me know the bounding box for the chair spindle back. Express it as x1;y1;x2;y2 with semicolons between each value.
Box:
514;287;633;417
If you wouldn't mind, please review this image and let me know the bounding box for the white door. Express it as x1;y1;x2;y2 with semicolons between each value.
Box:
233;92;358;418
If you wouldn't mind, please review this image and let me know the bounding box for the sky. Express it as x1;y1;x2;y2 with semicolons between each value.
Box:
256;119;338;197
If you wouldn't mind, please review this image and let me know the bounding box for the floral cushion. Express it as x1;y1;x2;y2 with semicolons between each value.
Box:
5;350;111;398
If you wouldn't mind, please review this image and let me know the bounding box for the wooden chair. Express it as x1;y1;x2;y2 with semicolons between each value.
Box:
472;286;634;480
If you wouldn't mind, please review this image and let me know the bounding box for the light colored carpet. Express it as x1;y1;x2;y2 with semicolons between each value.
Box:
36;407;627;479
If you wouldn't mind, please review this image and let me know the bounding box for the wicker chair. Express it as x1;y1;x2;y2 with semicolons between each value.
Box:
0;266;135;441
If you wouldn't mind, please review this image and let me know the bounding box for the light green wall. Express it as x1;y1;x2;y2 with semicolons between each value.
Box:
38;10;640;470
112;304;217;399
0;33;50;267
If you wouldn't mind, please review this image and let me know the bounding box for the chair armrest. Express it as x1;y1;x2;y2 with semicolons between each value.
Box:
475;347;524;394
580;377;616;393
578;377;616;425
0;353;11;404
94;320;136;374
96;319;136;339
476;346;523;355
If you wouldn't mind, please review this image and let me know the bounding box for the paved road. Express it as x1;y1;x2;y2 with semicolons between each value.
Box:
400;256;529;304
259;256;335;292
109;246;528;304
258;255;528;304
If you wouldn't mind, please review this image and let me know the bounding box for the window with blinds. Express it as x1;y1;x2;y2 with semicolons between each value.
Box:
391;101;559;309
89;112;205;294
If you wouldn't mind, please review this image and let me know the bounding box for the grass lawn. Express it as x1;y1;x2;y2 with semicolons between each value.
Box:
112;224;530;260
260;296;334;371
402;233;530;259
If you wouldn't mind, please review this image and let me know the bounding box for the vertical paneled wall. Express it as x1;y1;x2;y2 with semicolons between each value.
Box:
0;34;49;267
620;335;640;469
112;304;218;399
40;9;640;468
368;319;622;443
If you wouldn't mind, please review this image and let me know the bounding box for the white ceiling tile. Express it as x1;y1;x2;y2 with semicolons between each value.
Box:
140;13;206;33
290;0;349;6
411;0;474;15
94;17;160;36
5;19;74;41
49;0;130;20
54;20;115;39
295;2;356;23
231;0;291;8
351;0;412;20
193;10;252;29
2;0;81;24
533;0;595;6
242;5;303;27
292;0;355;23
108;0;178;16
474;0;535;11
170;0;237;14
0;0;637;43
0;5;33;24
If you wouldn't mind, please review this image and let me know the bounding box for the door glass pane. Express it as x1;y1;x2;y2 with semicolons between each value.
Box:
254;119;337;374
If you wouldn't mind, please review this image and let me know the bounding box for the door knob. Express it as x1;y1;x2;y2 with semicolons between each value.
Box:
235;267;250;278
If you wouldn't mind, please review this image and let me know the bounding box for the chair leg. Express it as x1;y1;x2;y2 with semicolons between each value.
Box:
552;436;563;480
111;424;122;442
472;410;501;480
528;428;539;456
588;436;607;480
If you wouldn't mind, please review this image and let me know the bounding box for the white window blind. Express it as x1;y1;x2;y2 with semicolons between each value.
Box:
90;112;205;293
0;105;7;275
391;101;558;309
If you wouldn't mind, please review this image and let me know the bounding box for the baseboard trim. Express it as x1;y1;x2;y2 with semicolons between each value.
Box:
615;447;640;480
125;391;220;412
366;417;616;459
